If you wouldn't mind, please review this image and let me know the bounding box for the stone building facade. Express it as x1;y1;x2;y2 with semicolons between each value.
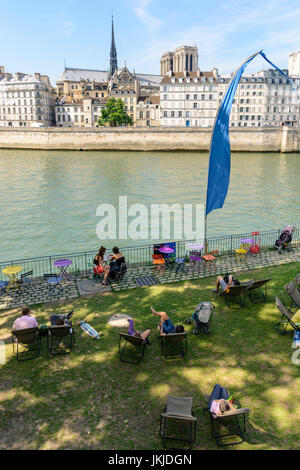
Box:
160;46;300;128
136;95;160;127
0;66;55;127
55;97;107;127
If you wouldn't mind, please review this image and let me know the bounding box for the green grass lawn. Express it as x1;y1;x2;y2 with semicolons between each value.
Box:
0;262;299;450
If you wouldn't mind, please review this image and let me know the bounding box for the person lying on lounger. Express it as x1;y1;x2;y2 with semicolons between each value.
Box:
150;305;184;336
210;398;236;418
127;319;150;342
212;273;240;293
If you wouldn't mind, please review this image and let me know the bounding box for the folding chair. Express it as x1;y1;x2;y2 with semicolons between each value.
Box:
275;297;300;335
245;278;271;303
89;263;104;284
204;385;251;447
202;250;218;266
44;274;63;295
159;332;187;359
11;327;40;361
20;270;33;286
284;281;300;310
113;262;128;284
0;280;8;296
47;325;74;355
160;395;197;450
117;332;150;364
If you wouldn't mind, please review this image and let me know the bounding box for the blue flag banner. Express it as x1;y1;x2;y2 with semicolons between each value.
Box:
205;51;293;216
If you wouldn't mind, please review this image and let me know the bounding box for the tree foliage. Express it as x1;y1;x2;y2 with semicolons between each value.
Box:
98;98;133;127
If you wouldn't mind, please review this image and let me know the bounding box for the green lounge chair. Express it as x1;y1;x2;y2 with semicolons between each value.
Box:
47;325;74;355
117;332;150;364
11;327;40;361
160;394;197;449
204;387;251;447
159;332;187;359
284;281;300;310
245;278;271;303
275;297;300;335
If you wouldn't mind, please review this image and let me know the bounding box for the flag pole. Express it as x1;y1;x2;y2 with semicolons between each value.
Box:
204;49;262;255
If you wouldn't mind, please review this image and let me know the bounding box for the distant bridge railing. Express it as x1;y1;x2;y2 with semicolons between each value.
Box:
0;227;298;281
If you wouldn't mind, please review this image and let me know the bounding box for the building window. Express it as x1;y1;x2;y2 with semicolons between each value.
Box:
193;103;197;109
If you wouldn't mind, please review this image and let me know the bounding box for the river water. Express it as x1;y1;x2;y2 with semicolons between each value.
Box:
0;149;299;261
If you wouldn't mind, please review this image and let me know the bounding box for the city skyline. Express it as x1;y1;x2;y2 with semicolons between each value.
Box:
1;0;300;84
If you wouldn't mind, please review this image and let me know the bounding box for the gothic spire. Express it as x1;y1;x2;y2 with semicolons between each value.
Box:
109;16;118;77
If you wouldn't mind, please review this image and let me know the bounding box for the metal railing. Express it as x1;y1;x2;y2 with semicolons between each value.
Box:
0;227;298;281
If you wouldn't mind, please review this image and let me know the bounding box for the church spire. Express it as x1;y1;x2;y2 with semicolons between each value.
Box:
109;16;118;77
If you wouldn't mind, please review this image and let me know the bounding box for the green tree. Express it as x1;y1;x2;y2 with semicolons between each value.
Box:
98;97;133;127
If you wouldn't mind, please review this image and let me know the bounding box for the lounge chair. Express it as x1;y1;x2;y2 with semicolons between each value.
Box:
160;394;197;449
275;297;300;335
284;281;300;310
47;325;74;355
117;332;150;364
159;332;187;359
245;278;271;303
204;385;251;447
11;327;40;361
222;285;247;307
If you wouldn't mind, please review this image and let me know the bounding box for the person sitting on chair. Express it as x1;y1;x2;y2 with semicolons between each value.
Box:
108;247;126;279
212;273;240;293
12;306;38;331
127;319;150;343
93;246;110;286
150;305;184;336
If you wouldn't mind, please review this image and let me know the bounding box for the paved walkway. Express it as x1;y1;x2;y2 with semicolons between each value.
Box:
109;246;300;291
0;246;299;309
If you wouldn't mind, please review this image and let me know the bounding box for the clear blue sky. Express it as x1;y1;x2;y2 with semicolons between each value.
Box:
1;0;300;85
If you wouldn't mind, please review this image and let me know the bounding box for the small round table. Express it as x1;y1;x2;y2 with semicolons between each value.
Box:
54;258;72;281
158;246;175;254
2;265;22;290
189;243;204;251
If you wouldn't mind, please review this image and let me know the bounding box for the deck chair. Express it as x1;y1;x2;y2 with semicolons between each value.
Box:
222;285;246;307
159;332;187;359
117;332;150;364
275;297;300;335
11;327;40;361
284;281;300;310
47;325;74;355
160;395;197;450
204;386;251;447
245;278;271;303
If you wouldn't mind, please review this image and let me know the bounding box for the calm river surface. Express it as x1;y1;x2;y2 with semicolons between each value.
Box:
0;149;299;261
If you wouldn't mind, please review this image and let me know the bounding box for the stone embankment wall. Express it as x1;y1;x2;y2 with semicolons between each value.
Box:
0;126;298;152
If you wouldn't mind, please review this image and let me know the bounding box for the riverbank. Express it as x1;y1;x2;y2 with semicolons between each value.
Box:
0;125;299;152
